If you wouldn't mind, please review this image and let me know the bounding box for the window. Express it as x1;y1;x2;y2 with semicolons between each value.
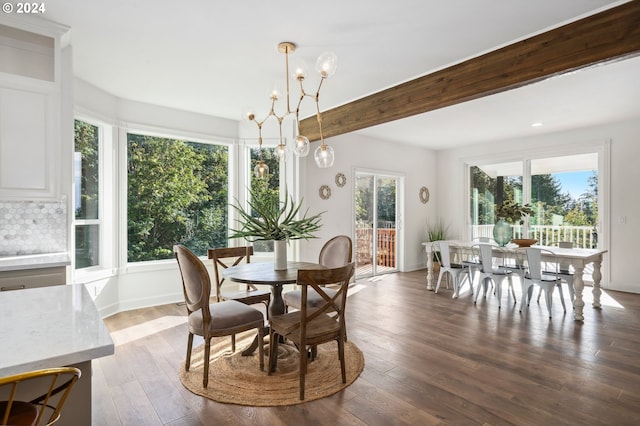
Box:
127;132;229;261
248;145;280;253
74;119;100;269
469;152;601;249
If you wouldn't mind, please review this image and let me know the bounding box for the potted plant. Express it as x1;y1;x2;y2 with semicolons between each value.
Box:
229;186;324;270
426;218;449;278
495;200;534;224
493;200;534;246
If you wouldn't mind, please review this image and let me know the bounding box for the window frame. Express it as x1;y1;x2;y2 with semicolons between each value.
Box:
72;115;114;280
464;140;610;253
120;125;236;266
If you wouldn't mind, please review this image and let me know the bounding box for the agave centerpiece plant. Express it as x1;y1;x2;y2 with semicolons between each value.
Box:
229;186;324;270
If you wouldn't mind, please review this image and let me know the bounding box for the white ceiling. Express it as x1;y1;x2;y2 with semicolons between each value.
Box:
40;0;639;150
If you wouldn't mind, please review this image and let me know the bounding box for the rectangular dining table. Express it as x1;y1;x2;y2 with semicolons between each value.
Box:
422;240;608;322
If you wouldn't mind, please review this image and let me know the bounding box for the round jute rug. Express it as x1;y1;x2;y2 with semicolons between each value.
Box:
178;332;364;406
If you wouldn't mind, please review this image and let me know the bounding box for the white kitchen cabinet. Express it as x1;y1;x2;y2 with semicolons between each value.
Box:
0;18;70;200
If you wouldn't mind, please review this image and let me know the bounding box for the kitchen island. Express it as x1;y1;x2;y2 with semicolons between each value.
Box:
0;283;114;425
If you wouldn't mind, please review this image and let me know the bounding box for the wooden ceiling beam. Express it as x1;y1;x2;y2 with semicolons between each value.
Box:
299;1;640;141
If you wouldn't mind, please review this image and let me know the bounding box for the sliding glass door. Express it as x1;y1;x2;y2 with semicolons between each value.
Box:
354;172;399;278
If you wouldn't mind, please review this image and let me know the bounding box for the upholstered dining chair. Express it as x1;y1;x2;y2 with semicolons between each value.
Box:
520;247;565;318
537;241;575;307
283;235;353;312
434;241;473;298
0;367;80;425
473;243;516;308
268;263;355;400
174;245;265;387
208;246;271;321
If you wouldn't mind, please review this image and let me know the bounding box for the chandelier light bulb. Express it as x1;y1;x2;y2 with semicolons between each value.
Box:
291;59;308;81
244;107;256;122
314;144;335;168
315;51;337;78
276;143;288;160
294;135;310;157
254;160;269;179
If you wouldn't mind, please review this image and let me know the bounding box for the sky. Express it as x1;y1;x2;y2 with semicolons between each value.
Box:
552;170;594;199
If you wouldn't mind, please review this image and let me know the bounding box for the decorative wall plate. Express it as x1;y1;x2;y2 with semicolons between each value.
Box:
335;172;346;187
319;185;331;200
419;186;430;204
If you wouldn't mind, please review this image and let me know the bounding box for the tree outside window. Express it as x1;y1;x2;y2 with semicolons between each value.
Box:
249;146;280;253
127;133;229;262
74;119;100;269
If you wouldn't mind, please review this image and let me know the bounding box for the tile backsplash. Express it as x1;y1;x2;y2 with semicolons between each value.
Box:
0;200;67;256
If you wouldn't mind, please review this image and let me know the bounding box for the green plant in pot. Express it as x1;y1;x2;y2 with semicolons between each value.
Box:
493;200;533;246
426;218;449;264
229;186;324;270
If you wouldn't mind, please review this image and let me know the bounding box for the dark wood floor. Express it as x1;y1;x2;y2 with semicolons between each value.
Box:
93;270;640;425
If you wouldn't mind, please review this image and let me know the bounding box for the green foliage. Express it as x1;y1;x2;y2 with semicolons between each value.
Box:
426;218;449;263
354;175;396;225
127;134;228;261
470;165;598;227
229;186;323;241
426;218;449;242
74;120;99;219
495;200;534;224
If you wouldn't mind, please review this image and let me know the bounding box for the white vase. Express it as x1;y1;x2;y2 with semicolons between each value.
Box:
273;240;288;270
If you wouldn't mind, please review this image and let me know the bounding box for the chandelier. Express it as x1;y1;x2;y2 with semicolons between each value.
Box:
247;42;337;178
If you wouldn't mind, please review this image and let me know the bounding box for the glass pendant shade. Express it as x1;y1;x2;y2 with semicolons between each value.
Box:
254;160;269;179
314;144;335;168
315;51;338;78
276;143;288;160
294;135;310;157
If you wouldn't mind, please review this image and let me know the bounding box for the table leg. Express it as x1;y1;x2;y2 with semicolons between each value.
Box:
268;283;285;318
591;258;603;309
426;248;434;291
242;283;286;356
572;263;586;321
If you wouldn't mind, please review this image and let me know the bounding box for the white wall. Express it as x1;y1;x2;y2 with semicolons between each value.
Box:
435;118;639;294
301;132;438;272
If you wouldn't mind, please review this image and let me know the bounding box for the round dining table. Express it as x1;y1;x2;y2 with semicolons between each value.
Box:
223;261;324;318
222;261;325;355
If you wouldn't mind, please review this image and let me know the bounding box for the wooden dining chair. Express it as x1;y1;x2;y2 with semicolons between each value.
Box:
0;367;80;425
283;235;352;312
268;263;355;400
208;246;271;327
174;245;265;387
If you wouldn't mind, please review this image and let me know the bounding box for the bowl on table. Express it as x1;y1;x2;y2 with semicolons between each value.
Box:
511;238;538;247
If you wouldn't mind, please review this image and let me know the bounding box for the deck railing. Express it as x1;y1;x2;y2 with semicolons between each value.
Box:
355;227;397;267
472;224;597;248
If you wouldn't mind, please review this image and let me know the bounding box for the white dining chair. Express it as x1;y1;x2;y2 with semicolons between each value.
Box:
434;241;473;298
473;243;516;308
537;241;575;307
520;247;566;318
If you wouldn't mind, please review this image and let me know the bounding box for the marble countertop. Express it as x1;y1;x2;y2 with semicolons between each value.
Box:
0;284;114;377
0;252;71;272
